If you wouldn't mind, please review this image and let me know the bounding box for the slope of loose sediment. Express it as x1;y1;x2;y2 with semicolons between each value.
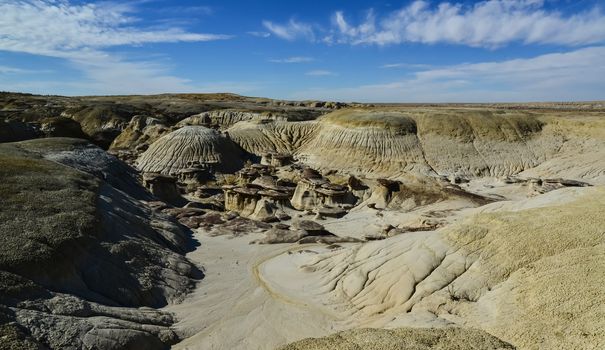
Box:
137;125;244;174
297;112;433;176
292;108;605;180
517;114;605;184
263;186;605;349
278;327;514;350
414;111;560;177
0;139;200;349
227;120;318;155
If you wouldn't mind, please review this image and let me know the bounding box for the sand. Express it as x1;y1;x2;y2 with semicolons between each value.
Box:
165;180;604;350
165;232;339;350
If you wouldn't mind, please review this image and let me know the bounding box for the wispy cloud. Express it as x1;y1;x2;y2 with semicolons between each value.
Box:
0;0;231;94
269;56;314;63
305;70;337;76
380;63;433;69
291;46;605;102
156;5;214;16
0;0;230;58
247;31;271;38
0;65;28;74
262;19;315;41
266;0;605;48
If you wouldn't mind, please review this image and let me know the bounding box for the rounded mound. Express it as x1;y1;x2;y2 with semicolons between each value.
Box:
321;109;417;134
227;120;318;155
137;126;243;175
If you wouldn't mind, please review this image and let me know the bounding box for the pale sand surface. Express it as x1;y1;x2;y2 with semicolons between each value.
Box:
166;184;604;350
165;232;339;350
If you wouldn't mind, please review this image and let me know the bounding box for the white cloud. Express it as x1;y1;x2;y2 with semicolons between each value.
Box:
157;6;214;16
268;1;605;48
380;63;433;69
262;19;315;41
305;70;337;76
269;56;314;63
291;46;605;102
247;31;271;38
0;65;28;74
0;0;230;58
0;0;231;94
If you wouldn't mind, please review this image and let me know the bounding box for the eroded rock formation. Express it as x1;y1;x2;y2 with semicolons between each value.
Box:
137;126;244;175
0;138;200;349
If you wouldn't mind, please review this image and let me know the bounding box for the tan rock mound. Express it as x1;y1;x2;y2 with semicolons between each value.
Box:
226;120;318;155
297;111;432;176
176;109;286;129
137;126;244;175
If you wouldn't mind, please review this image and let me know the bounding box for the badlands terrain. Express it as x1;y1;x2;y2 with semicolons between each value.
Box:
0;92;604;349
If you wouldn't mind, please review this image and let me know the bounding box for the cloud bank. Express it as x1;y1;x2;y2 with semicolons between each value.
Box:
0;0;230;94
265;0;605;48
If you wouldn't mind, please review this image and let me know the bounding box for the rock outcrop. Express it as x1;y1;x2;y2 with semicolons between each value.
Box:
297;111;433;176
261;152;293;167
177;109;287;129
110;115;170;153
0;138;200;349
137;126;244;175
223;176;294;221
291;169;355;210
227;120;318;156
142;173;185;206
60;104;135;149
0;119;39;142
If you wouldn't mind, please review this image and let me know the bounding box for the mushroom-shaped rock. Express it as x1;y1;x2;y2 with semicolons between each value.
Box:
137;126;244;175
251;175;277;189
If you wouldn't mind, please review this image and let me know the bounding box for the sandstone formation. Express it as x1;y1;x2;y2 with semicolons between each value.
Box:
290;173;355;210
176;109;287;129
261;152;293;167
220;108;605;183
60;104;135;149
137;126;244;175
110;115;170;154
223;175;294;221
226;120;318;155
142;173;185;206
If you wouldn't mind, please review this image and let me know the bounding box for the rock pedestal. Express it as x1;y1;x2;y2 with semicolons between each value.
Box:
142;173;184;206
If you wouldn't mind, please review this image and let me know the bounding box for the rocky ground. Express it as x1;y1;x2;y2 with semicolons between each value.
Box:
1;92;604;349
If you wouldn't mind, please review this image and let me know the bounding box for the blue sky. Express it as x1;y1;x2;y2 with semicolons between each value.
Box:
0;0;604;102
